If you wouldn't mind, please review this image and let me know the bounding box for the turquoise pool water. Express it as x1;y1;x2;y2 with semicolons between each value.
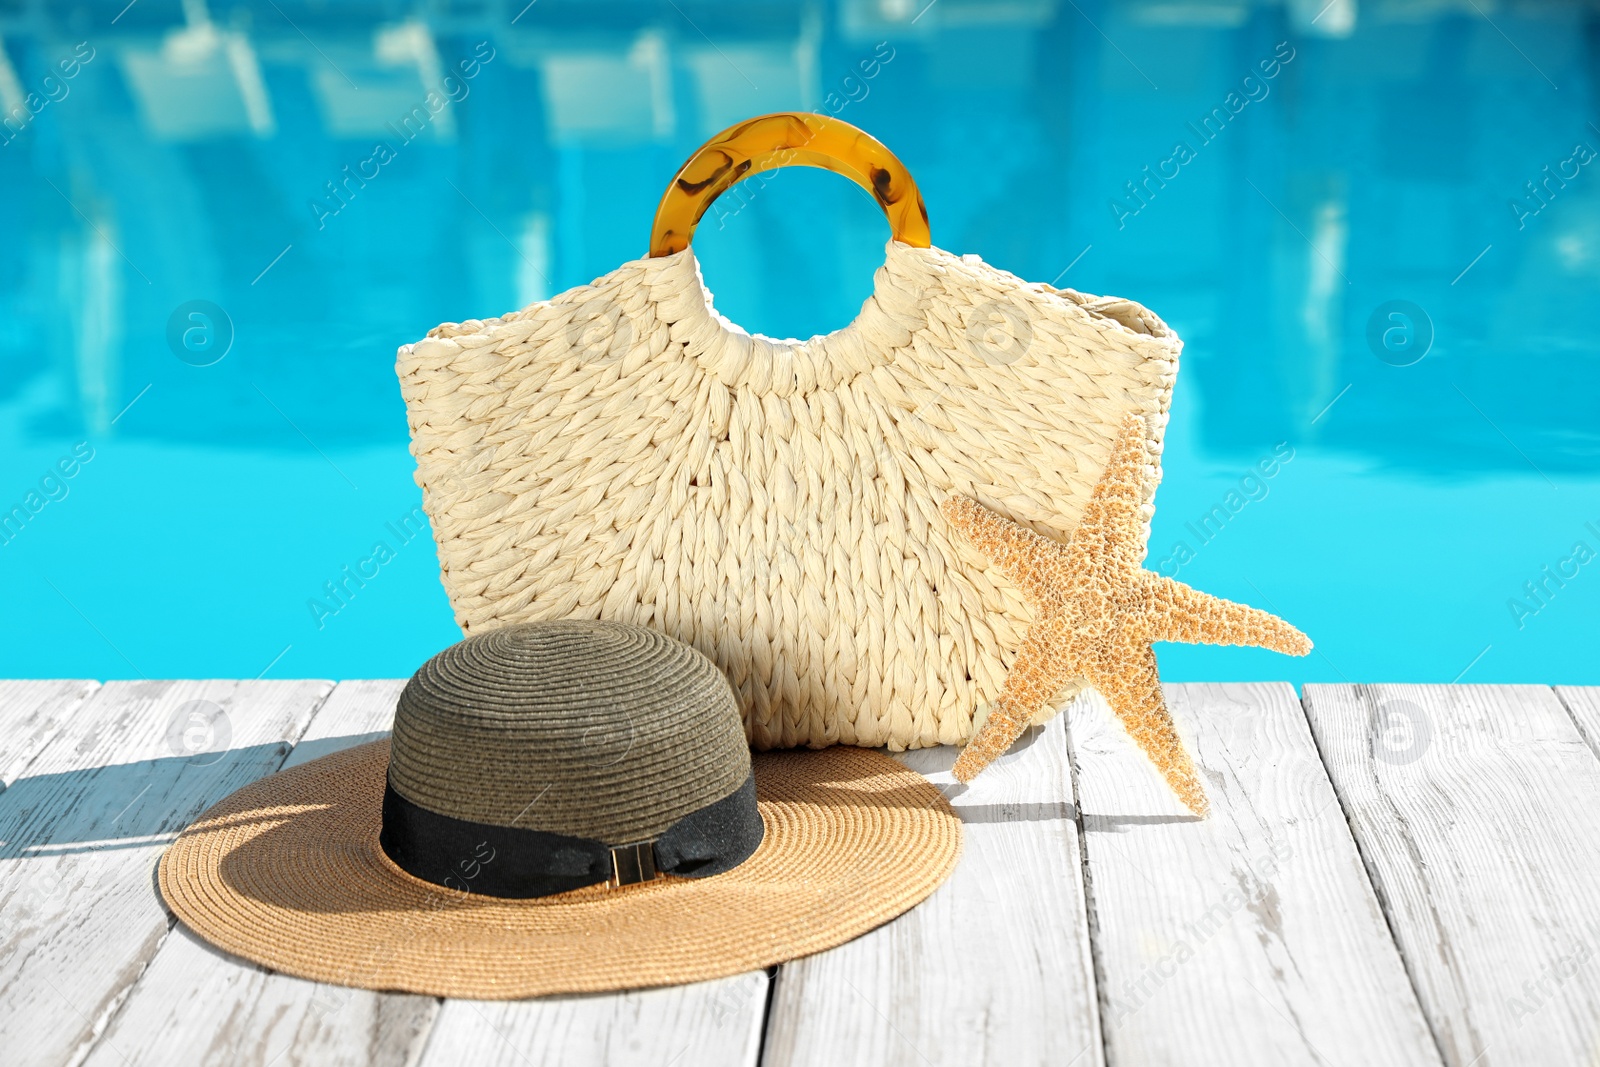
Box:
1;1;1596;684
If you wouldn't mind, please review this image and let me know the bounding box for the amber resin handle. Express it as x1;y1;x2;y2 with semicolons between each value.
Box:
648;112;931;257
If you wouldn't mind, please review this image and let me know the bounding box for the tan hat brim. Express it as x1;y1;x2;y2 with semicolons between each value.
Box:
158;740;962;998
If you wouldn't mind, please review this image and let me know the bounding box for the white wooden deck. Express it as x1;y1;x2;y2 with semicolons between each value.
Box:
3;680;1600;1066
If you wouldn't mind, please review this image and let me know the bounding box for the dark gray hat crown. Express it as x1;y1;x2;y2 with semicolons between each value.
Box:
388;620;750;842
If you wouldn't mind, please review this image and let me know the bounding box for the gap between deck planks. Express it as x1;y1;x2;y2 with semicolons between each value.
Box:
79;681;438;1067
0;679;333;1067
1068;682;1439;1067
1305;684;1600;1067
764;715;1102;1067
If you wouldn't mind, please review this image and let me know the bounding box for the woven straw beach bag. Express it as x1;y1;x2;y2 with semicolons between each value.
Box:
397;113;1181;752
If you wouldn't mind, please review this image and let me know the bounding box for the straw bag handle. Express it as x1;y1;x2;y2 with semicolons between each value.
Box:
648;113;930;257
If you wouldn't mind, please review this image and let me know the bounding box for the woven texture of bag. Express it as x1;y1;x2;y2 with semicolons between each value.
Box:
397;240;1180;751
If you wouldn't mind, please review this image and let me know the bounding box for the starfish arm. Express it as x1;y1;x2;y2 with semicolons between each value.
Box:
1088;413;1154;514
941;494;1067;611
1087;648;1209;816
1140;574;1312;656
1071;413;1156;578
952;626;1063;782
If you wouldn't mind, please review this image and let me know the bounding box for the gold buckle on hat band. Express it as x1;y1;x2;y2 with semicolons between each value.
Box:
609;841;659;887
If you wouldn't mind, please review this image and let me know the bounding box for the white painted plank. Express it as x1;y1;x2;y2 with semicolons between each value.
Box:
280;678;402;770
419;971;769;1067
0;679;331;1067
83;679;438;1067
1555;686;1600;761
1071;682;1438;1067
762;715;1103;1067
0;680;100;788
1304;683;1600;1067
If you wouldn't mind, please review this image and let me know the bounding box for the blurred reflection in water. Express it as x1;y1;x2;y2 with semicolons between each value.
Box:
0;0;1596;685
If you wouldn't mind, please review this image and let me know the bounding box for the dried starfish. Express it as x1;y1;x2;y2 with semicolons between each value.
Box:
943;413;1311;815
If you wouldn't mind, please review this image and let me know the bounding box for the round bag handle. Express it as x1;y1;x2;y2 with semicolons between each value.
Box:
648;112;930;257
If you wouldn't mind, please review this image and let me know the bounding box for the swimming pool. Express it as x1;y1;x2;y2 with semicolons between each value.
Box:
1;0;1595;685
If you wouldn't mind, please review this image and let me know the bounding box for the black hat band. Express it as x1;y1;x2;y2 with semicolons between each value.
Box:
378;774;764;899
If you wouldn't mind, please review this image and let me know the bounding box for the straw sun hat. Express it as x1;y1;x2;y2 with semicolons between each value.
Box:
159;621;963;998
